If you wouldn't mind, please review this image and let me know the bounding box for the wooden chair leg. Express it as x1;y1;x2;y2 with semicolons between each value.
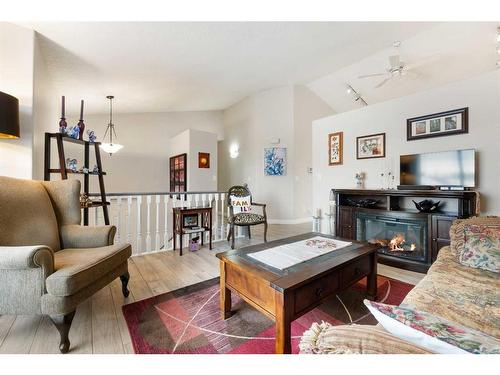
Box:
247;226;251;239
263;222;268;242
231;225;236;249
49;311;76;354
120;271;130;298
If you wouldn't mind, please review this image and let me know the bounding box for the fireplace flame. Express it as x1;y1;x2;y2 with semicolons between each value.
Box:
389;234;405;251
369;234;417;252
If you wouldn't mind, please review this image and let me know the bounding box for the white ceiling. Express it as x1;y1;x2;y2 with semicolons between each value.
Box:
308;22;500;112
27;22;435;114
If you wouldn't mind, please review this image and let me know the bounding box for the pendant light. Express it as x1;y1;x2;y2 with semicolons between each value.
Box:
100;95;123;155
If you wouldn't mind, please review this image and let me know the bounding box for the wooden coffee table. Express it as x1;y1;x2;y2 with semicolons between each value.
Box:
216;233;379;354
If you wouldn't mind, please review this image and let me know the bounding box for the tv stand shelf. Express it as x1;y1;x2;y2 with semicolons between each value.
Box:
332;188;478;273
333;188;477;218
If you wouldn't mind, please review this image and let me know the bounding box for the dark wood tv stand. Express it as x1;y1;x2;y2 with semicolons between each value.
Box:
333;189;478;273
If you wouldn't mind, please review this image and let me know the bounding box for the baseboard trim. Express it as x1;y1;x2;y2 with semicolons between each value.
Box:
267;217;312;225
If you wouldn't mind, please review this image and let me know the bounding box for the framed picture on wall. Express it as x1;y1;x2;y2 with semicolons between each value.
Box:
407;107;468;141
198;152;210;168
328;132;343;165
356;133;386;159
264;147;286;176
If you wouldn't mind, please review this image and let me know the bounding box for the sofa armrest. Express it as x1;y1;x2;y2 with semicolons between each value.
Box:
0;245;54;274
60;224;116;249
299;322;432;354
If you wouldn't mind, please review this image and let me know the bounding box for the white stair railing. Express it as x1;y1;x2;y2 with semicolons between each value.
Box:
88;191;241;256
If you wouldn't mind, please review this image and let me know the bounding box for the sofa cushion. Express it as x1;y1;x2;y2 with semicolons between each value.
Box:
365;300;500;354
230;195;252;214
458;223;500;273
402;246;500;338
46;243;131;296
450;216;500;258
0;176;60;252
299;322;431;354
232;213;265;225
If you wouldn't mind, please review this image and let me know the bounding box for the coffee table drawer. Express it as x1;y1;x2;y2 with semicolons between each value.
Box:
293;273;339;314
340;255;371;288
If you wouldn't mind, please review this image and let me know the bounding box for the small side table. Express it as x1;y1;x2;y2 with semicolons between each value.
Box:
173;206;213;256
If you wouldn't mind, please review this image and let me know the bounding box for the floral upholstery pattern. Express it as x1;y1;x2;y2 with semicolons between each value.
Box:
450;217;500;258
365;301;500;354
458;224;500;273
231;213;265;225
402;246;500;339
299;323;431;354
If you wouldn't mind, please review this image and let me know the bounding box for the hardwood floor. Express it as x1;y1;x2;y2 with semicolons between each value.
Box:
0;223;425;354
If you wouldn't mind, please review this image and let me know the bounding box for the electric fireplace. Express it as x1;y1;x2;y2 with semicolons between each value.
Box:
356;211;428;263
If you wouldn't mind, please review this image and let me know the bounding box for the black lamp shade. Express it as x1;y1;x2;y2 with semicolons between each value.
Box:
0;91;20;139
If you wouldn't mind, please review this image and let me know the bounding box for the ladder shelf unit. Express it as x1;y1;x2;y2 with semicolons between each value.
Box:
43;132;110;225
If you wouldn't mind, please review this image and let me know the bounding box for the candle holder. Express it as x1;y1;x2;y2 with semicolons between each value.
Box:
324;212;335;235
59;96;67;134
77;100;85;141
312;215;322;233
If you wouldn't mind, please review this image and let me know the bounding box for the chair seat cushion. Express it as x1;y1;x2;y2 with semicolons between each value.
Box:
46;243;132;297
232;213;265;225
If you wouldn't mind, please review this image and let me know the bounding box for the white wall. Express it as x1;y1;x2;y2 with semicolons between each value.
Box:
187;129;218;191
170;128;218;191
33;32;58;181
293;85;335;218
0;23;35;179
219;85;334;222
219;86;295;221
38;110;223;193
312;70;500;222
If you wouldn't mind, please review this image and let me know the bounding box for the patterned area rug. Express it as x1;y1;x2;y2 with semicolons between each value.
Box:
122;275;413;354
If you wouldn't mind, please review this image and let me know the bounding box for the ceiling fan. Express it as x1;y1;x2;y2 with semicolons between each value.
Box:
358;41;420;89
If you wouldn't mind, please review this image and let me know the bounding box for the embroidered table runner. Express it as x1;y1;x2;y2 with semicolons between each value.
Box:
247;236;352;270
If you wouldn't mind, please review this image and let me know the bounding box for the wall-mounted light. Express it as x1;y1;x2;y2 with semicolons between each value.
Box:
496;27;500;67
346;84;368;106
229;143;239;158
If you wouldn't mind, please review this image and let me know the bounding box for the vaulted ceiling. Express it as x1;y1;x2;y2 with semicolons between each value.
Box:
25;22;499;115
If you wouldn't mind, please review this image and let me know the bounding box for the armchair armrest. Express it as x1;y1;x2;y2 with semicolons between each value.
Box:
251;202;266;207
60;224;116;249
0;246;54;275
251;202;267;218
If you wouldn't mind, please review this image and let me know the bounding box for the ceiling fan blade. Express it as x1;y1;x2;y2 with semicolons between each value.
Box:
374;77;391;89
358;73;386;79
389;54;400;68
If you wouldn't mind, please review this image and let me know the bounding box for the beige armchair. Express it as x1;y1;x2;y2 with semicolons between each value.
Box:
0;176;131;353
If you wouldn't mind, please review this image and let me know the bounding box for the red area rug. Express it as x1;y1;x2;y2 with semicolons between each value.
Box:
122;275;414;354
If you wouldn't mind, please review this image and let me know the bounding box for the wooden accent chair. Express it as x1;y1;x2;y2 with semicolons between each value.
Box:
0;176;132;353
226;184;268;249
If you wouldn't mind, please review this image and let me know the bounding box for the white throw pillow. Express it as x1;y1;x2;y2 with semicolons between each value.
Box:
230;195;252;214
364;300;500;354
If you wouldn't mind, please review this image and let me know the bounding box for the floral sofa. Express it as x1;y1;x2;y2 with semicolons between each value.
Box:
299;217;500;354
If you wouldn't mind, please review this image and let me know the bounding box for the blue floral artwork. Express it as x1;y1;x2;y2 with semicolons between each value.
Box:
264;147;286;176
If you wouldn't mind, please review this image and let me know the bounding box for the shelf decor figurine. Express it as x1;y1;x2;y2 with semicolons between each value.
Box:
80;193;91;208
59;96;67;134
413;199;440;213
66;158;78;172
77;100;85;141
87;130;97;143
92;164;99;174
355;172;365;189
67;125;80;139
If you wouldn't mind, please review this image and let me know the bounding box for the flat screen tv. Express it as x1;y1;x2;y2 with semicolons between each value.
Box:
400;149;476;188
